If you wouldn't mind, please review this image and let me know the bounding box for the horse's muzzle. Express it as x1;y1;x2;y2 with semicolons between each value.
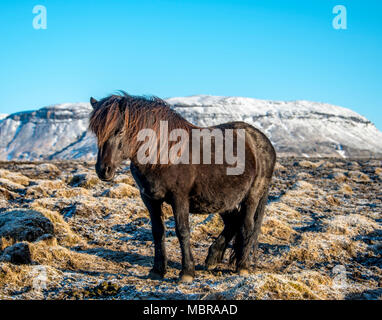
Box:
96;165;115;182
99;175;115;182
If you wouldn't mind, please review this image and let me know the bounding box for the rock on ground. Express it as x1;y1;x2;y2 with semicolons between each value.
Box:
0;210;54;242
0;243;32;265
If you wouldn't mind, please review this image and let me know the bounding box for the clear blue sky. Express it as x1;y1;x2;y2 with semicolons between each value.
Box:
0;0;381;129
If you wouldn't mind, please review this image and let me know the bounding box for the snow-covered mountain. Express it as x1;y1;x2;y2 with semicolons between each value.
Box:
169;96;382;158
0;104;96;161
1;95;381;161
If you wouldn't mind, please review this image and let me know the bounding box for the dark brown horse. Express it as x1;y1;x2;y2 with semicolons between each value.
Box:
89;92;276;283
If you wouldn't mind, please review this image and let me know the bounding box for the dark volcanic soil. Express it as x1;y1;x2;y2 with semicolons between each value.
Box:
0;158;381;300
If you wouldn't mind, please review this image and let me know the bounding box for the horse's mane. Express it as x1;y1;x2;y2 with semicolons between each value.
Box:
89;92;198;161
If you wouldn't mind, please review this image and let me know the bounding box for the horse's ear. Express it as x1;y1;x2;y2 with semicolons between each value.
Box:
90;97;98;109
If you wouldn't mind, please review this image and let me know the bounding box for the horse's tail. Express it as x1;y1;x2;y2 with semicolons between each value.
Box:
229;235;238;265
228;123;275;266
229;189;269;266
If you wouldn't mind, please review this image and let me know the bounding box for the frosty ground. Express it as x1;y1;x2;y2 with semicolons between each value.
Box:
0;158;381;300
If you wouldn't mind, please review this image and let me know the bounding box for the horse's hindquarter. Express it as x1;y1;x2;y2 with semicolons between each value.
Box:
218;121;276;178
188;121;275;214
189;163;254;214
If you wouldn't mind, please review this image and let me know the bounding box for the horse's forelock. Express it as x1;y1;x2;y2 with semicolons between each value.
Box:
89;96;123;147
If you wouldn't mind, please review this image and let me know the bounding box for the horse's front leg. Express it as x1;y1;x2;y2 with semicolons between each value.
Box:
141;194;167;279
172;196;194;283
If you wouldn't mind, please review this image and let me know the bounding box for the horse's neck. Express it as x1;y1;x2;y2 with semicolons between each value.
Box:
130;157;153;176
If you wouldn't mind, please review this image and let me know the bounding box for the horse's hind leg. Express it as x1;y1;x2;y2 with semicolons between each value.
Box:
205;211;239;270
233;188;269;275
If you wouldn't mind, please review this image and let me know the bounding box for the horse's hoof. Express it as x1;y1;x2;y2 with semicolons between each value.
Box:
238;268;249;277
206;264;217;271
205;254;220;270
178;274;194;283
148;269;165;280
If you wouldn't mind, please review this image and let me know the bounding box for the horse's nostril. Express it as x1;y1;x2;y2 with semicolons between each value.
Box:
105;166;112;175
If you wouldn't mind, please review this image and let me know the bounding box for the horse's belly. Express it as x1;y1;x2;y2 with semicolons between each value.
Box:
188;168;253;214
189;191;243;214
189;199;227;214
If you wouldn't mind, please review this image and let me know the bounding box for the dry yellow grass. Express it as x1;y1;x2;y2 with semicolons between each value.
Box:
332;171;347;183
114;174;136;185
339;183;353;194
0;178;25;192
29;240;124;273
256;274;323;299
347;170;370;182
191;214;224;242
0;187;18;200
0;169;30;186
0;237;15;251
0;159;380;300
266;202;302;220
54;187;90;198
29;202;85;246
104;183;140;199
68;173;100;189
274;162;286;172
326;195;341;206
25;180;65;198
0;262;63;293
261;217;297;243
284;233;366;267
298;160;325;169
324;214;380;237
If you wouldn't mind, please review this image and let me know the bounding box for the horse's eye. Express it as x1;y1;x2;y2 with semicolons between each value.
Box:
118;141;123;150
